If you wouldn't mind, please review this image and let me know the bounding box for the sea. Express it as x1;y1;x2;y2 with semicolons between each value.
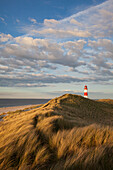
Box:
0;99;50;108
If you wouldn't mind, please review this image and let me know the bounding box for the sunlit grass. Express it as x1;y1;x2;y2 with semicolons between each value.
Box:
0;94;113;169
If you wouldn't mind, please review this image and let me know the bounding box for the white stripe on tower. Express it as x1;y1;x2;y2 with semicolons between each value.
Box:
84;90;87;92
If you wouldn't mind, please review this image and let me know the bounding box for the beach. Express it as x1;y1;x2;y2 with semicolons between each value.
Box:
0;104;38;114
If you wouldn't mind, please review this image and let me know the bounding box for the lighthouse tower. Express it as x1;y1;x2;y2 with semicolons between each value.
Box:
84;85;88;98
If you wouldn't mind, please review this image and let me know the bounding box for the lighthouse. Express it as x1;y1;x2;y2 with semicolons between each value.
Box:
84;85;88;98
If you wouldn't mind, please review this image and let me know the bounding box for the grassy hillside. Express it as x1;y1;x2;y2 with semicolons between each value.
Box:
0;94;113;169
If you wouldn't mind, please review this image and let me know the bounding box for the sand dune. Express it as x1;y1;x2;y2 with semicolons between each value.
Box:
0;94;113;169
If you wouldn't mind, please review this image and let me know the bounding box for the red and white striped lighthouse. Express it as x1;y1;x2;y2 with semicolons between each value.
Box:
84;85;88;98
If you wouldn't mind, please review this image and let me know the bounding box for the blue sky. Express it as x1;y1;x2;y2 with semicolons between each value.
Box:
0;0;113;99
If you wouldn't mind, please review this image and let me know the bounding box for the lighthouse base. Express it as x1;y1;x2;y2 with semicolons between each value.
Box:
84;96;88;98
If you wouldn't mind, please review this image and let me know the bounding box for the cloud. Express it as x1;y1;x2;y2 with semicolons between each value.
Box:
87;39;113;72
46;90;82;97
21;0;113;39
0;17;5;22
19;0;113;40
61;39;86;50
59;0;113;38
0;17;7;25
1;36;87;68
16;19;20;23
0;33;13;42
0;72;111;87
15;36;37;46
44;90;113;99
0;34;113;81
0;0;113;89
28;18;37;24
44;19;59;26
70;19;82;26
99;9;113;20
25;1;113;39
88;39;113;53
37;28;91;38
38;60;57;70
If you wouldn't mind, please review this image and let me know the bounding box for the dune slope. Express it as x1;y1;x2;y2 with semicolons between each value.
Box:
0;94;113;170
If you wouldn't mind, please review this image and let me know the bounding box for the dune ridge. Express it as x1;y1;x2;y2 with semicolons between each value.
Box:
0;94;113;169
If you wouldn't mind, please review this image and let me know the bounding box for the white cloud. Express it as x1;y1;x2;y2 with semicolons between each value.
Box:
15;36;38;46
0;17;7;25
0;37;86;68
0;0;113;88
16;19;20;23
0;34;113;78
59;0;113;38
44;19;59;26
61;40;86;50
99;9;113;20
22;1;113;39
28;18;37;24
88;39;113;53
0;33;13;42
70;19;82;26
0;17;5;21
0;72;112;87
38;28;91;38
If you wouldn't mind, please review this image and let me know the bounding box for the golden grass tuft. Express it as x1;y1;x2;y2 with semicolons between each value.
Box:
0;94;113;169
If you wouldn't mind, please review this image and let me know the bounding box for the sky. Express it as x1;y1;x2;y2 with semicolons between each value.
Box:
0;0;113;99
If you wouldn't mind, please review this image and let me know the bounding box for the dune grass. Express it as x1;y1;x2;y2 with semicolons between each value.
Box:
0;94;113;169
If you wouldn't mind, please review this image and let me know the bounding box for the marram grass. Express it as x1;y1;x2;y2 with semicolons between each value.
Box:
0;94;113;170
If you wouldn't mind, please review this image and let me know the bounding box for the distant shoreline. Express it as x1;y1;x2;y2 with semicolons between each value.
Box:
0;104;41;115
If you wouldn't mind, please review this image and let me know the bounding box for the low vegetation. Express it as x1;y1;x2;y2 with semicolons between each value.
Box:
0;94;113;169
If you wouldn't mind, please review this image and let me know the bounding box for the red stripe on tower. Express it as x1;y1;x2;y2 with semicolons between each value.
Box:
84;85;88;98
